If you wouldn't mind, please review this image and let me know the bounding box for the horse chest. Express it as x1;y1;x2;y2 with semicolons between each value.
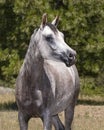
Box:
44;60;74;93
44;61;75;114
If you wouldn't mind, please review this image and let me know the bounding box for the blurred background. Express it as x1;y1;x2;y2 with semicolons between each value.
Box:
0;0;104;96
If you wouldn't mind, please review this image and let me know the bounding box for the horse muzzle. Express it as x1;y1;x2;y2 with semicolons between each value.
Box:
60;51;76;67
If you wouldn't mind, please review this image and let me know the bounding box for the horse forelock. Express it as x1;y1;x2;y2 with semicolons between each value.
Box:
46;23;58;33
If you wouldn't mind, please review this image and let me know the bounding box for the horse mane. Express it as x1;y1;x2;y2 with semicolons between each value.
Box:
46;23;57;33
20;28;39;75
33;28;39;35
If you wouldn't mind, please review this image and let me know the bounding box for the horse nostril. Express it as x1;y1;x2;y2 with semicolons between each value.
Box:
69;53;73;58
69;51;76;58
67;49;76;59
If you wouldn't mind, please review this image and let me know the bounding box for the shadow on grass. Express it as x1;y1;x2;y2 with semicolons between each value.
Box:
77;99;104;106
0;99;104;111
0;101;18;111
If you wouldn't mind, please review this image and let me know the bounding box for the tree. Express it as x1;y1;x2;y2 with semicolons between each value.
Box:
0;0;104;89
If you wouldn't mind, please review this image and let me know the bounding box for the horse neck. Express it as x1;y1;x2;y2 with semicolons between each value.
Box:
21;36;44;78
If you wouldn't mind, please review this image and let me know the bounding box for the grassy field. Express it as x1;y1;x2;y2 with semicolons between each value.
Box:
0;93;104;130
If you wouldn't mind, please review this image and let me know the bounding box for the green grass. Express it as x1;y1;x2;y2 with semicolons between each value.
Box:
80;86;104;97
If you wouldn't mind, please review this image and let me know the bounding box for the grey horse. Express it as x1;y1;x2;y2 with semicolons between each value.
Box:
16;14;80;130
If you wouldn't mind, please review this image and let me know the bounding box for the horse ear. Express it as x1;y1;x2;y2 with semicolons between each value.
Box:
40;13;47;29
52;15;59;27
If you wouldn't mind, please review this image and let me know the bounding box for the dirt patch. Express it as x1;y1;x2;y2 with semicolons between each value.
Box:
75;105;104;119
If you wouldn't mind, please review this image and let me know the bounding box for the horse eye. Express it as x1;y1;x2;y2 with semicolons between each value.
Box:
45;35;53;42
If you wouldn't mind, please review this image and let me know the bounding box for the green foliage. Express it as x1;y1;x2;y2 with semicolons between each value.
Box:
0;0;104;93
0;49;22;87
80;77;104;97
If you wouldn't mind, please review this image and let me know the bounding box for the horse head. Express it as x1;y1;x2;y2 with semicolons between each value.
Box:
34;13;76;67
